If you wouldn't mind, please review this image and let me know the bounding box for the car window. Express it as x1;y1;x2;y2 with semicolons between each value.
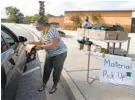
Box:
1;36;8;53
1;30;17;48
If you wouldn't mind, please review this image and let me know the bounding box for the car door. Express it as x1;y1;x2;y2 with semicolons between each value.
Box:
1;31;20;100
1;35;9;100
1;26;27;100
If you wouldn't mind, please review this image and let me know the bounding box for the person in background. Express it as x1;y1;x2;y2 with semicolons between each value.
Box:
29;18;67;94
81;16;91;28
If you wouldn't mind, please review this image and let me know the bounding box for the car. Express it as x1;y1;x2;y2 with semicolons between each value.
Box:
1;24;36;100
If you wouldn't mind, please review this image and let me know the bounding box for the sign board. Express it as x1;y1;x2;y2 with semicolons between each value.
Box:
100;55;135;86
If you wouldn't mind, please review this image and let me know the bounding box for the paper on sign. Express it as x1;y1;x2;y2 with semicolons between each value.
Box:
25;44;35;53
100;55;134;86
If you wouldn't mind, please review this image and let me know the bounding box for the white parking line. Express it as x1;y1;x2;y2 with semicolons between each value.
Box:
22;67;40;76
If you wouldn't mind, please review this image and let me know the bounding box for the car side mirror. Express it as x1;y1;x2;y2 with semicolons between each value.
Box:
18;36;27;42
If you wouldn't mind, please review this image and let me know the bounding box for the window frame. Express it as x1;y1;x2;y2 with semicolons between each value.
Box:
1;27;19;50
1;35;9;53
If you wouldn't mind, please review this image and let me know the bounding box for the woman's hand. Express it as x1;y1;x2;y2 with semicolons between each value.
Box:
42;40;51;45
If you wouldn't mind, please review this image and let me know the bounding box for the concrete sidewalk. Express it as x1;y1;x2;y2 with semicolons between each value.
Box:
61;31;135;100
62;42;135;100
21;24;135;100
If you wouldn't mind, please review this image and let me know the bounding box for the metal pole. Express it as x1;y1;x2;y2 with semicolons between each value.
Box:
127;37;131;55
119;43;122;49
87;46;91;82
112;43;116;55
107;42;110;53
83;28;85;40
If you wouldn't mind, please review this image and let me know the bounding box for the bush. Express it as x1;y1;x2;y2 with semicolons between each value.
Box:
64;25;77;30
90;13;102;25
70;16;82;29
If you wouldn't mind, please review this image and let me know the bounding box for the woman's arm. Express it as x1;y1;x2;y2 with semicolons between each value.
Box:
29;40;50;46
29;41;42;46
37;38;58;49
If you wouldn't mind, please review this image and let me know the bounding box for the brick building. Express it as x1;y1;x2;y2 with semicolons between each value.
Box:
48;10;135;32
48;16;64;28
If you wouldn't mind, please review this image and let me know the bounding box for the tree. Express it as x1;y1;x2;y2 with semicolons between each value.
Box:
31;14;40;23
90;13;102;25
44;15;48;22
24;14;48;24
5;6;24;23
70;15;82;29
39;1;45;19
46;14;54;18
24;16;32;23
6;17;16;23
16;12;24;23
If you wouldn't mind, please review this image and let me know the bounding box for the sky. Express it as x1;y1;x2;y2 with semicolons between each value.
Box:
1;0;135;18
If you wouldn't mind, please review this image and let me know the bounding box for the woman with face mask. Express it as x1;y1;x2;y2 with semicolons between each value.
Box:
29;18;67;94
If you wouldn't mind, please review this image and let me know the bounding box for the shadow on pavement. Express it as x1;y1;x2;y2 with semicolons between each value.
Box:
64;35;74;39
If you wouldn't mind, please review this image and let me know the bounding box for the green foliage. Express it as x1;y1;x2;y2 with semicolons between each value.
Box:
7;18;17;23
90;13;102;25
5;6;24;23
31;14;40;23
70;16;82;30
24;14;48;23
24;16;32;23
46;14;54;18
5;6;54;24
44;14;54;21
44;16;48;22
6;6;20;17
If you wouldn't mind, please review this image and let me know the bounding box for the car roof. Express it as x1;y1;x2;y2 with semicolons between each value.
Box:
1;24;19;42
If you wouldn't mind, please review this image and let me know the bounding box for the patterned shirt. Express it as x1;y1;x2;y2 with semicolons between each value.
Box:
44;27;67;57
81;21;91;28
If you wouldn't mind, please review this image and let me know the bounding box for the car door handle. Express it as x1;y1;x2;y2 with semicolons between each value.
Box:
9;58;15;65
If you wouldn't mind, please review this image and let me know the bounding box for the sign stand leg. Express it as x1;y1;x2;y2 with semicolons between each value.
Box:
87;46;99;85
87;51;90;83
